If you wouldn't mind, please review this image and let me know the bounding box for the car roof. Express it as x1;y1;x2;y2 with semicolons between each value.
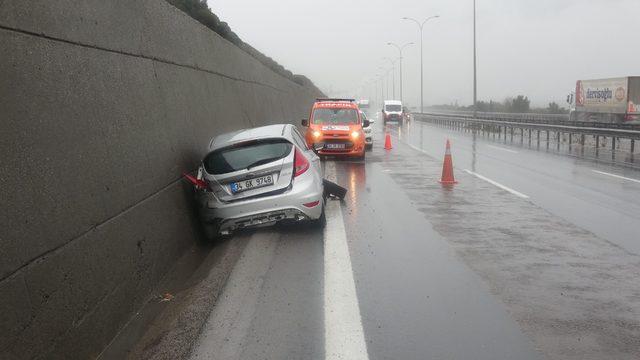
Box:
208;124;291;151
384;100;402;105
312;101;358;110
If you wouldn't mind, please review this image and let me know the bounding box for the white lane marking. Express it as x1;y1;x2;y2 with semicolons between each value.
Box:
407;143;428;154
464;169;530;199
323;162;369;360
592;170;640;184
487;145;518;154
190;233;280;360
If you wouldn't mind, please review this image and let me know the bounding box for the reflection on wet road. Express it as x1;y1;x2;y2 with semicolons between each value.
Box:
188;118;640;360
394;119;640;255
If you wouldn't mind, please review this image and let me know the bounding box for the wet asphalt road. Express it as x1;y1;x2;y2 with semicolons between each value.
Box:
187;118;640;360
397;119;640;255
189;156;541;360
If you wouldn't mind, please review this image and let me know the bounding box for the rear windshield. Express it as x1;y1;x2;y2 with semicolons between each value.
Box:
203;139;292;175
385;105;402;112
312;108;359;124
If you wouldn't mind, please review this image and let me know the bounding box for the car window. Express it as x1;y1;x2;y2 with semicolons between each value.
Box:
385;105;402;112
312;108;359;124
291;128;308;150
203;139;292;174
360;112;368;120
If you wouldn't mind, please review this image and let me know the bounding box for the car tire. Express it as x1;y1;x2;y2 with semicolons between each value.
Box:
365;143;373;151
201;221;221;241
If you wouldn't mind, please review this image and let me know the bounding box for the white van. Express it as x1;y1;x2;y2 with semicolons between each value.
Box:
382;100;403;125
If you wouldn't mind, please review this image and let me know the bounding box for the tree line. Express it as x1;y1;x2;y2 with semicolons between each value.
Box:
166;0;317;89
432;95;568;114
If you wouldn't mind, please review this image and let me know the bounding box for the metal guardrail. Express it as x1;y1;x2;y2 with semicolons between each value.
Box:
414;113;640;156
421;110;640;131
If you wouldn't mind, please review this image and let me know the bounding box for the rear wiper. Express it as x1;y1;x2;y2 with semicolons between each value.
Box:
246;157;281;170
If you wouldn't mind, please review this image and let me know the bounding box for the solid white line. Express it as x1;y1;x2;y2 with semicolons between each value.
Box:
407;143;428;154
323;163;369;360
487;145;518;154
592;170;640;184
464;169;530;199
190;233;280;360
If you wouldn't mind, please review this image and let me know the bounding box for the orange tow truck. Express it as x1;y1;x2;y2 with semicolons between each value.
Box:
301;98;370;160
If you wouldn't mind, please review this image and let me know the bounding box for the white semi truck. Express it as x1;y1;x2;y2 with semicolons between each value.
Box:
567;77;640;123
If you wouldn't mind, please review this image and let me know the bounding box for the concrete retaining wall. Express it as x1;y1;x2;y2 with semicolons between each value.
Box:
0;1;322;358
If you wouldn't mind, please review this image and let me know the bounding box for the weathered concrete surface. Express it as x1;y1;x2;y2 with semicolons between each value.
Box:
0;0;322;358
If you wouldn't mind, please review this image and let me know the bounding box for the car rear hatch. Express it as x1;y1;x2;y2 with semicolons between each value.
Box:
202;138;294;202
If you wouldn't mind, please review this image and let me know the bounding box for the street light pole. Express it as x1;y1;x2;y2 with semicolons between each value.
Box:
473;0;478;118
378;67;387;100
402;15;439;113
388;42;414;105
383;57;397;99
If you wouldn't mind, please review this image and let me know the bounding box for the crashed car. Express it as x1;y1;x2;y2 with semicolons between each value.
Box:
186;124;325;240
302;98;370;160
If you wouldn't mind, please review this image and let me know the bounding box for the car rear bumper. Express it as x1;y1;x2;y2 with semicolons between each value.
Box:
196;171;323;234
315;139;365;156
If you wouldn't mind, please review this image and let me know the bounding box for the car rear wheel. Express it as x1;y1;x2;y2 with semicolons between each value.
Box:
201;221;221;241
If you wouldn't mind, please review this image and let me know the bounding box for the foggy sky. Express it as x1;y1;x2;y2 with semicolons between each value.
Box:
209;0;639;108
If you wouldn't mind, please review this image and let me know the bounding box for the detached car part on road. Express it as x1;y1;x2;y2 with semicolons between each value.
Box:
185;124;326;240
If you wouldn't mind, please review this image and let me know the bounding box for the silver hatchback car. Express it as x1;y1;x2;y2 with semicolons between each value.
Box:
189;124;325;239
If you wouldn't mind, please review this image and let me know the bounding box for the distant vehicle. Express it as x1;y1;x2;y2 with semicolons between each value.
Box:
567;77;640;123
302;98;370;160
402;106;411;122
357;99;371;111
187;124;325;239
382;100;403;125
360;110;374;149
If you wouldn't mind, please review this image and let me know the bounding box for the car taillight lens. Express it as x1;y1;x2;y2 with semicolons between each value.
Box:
293;147;310;178
303;200;320;208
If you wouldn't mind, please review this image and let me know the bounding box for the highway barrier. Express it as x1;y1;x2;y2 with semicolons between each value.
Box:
0;1;322;358
415;113;640;157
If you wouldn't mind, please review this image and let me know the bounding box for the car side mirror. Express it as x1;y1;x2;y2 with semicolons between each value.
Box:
301;119;309;127
369;119;375;124
362;119;370;128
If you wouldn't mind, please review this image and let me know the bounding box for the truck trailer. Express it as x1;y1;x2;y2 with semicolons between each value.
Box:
567;77;640;123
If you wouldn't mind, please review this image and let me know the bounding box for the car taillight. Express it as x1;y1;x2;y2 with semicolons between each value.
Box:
303;200;320;208
293;147;310;178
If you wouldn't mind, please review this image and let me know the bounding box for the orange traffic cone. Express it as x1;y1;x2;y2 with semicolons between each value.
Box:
439;139;458;185
384;133;393;150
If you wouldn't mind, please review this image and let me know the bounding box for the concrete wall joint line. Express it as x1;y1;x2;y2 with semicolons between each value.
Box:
0;174;188;284
0;24;289;93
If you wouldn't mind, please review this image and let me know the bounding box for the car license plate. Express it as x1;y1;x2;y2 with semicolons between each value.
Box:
325;143;346;149
230;174;274;194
